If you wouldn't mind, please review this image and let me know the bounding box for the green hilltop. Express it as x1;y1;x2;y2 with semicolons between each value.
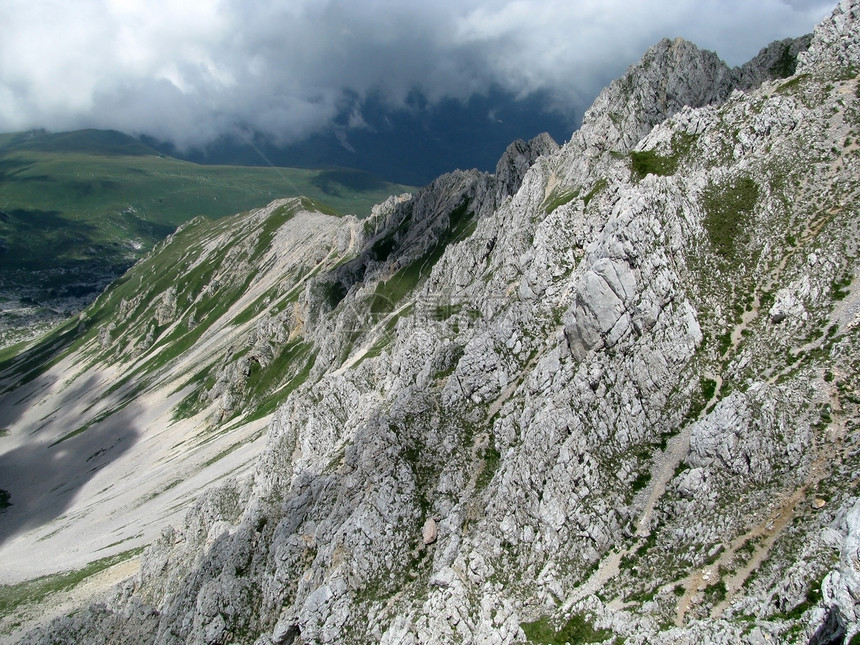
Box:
0;129;414;300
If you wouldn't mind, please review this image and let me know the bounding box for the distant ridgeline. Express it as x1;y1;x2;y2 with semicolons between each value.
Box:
143;86;574;187
0;128;413;345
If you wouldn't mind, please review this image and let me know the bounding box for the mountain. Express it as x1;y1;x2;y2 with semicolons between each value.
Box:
0;130;413;348
4;0;860;643
0;129;161;157
144;87;574;187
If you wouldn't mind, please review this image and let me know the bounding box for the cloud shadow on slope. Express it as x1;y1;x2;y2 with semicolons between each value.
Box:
0;373;140;547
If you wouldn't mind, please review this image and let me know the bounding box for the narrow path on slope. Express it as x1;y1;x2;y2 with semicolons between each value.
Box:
672;175;859;623
673;386;845;625
561;423;693;611
560;550;626;612
486;352;540;421
634;426;692;537
672;452;832;625
672;484;805;625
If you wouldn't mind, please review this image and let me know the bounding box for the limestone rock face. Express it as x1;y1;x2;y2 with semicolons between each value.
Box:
808;500;860;643
798;0;860;75
494;134;560;203
576;31;811;157
18;1;860;644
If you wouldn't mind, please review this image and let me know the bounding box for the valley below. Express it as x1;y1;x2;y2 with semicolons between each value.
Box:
0;130;414;350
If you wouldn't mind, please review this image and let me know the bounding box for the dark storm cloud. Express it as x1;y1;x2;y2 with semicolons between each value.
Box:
0;0;835;148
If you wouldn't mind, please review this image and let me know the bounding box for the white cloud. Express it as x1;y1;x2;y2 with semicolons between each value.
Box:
0;0;835;148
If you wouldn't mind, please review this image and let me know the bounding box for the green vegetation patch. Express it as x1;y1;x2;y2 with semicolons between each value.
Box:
248;349;317;421
778;579;823;620
0;340;32;368
701;377;718;401
701;175;760;263
475;437;501;490
372;199;476;314
434;302;463;321
433;345;465;381
172;366;216;421
371;235;399;263
630;149;678;180
0;131;414;301
771;44;800;79
323;281;349;311
132;271;260;379
775;74;810;95
369;208;415;263
0;318;80;391
630;133;697;181
371;262;422;314
543;187;580;214
309;168;392;198
354;336;391;367
231;284;287;327
0;163;369;406
832;274;853;300
298;195;340;217
631;470;651;493
521;613;612;644
246;340;313;398
583;178;608;207
0;547;143;616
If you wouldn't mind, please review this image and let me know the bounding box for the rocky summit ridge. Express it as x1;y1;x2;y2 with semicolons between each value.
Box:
5;0;860;643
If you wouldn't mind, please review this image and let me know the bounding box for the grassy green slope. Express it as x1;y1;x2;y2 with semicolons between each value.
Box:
0;196;345;421
0;129;413;296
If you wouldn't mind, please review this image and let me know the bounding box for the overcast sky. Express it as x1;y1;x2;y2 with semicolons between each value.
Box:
0;0;834;149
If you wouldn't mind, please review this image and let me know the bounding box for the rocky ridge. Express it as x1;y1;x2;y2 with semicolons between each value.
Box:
0;199;362;599
12;1;860;643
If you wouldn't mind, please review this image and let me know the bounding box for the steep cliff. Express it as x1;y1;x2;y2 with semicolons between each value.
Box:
12;1;860;643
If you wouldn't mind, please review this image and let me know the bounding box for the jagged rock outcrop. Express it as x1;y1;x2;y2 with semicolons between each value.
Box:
807;500;860;644
733;35;811;90
493;134;560;203
13;1;860;644
799;0;860;75
577;32;810;155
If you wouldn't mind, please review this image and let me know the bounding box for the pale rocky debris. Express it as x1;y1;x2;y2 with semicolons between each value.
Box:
421;518;438;545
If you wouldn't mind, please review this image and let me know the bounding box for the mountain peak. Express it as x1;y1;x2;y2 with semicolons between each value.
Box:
576;30;815;157
494;133;559;201
798;0;860;75
577;36;732;153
